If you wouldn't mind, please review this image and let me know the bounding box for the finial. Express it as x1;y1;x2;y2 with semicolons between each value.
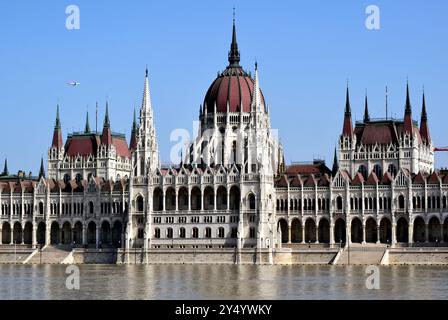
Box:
255;60;258;70
145;65;148;78
233;6;236;23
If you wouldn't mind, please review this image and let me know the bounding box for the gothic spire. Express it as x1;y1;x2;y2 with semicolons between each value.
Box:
130;108;138;151
251;62;262;111
420;90;431;144
52;105;63;148
403;81;413;134
104;101;110;128
2;158;8;176
342;84;353;137
85;111;91;133
101;102;112;145
142;67;152;112
363;93;370;123
39;157;45;179
228;9;240;67
332;147;339;176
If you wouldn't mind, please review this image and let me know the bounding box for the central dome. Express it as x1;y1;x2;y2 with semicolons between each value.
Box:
203;20;265;114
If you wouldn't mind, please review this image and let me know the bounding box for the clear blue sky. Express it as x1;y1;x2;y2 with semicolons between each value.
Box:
0;0;447;174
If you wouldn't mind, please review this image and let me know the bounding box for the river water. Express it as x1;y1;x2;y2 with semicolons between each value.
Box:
1;264;448;300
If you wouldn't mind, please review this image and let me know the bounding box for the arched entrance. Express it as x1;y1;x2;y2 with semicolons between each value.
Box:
229;186;240;211
62;222;72;245
379;218;392;244
291;219;302;243
396;217;409;242
50;222;60;245
216;186;227;210
112;221;123;247
203;187;214;210
351;218;362;243
365;218;377;243
305;219;316;243
444;218;448;243
413;217;425;243
190;187;201;210
165;187;176;211
87;221;96;245
277;219;288;243
37;222;46;245
2;222;11;244
153;188;163;211
13;222;22;244
318;218;330;243
101;221;111;245
178;187;188;211
23;222;33;245
73;221;83;245
334;219;346;244
428;216;441;242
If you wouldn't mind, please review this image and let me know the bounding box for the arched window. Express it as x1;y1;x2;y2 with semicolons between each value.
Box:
398;195;405;209
166;228;173;239
192;227;199;238
136;196;144;212
63;174;71;183
75;173;82;183
205;227;212;238
179;228;186;238
373;164;382;178
218;227;225;238
39;202;44;215
387;164;397;177
336;196;343;210
154;228;160;239
248;194;256;210
358;165;368;180
88;201;94;214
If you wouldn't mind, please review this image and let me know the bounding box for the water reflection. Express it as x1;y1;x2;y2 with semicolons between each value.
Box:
1;264;448;299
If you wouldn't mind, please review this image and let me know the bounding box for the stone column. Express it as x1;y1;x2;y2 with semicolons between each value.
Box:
301;226;305;244
214;189;217;211
227;190;230;211
330;223;335;247
376;226;380;244
408;224;413;245
315;224;319;244
0;228;2;245
188;188;191;211
440;224;444;243
346;220;351;244
175;189;179;212
201;190;204;211
32;223;37;248
82;223;87;246
45;222;50;246
287;225;291;244
162;190;166;212
96;224;100;249
362;224;366;244
425;223;429;243
391;223;396;246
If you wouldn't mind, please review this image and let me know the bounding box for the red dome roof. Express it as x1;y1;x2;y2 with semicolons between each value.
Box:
203;19;266;114
204;68;265;113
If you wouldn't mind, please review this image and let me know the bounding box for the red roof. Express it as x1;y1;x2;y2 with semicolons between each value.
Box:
204;69;265;113
351;172;364;185
413;172;426;184
366;172;379;185
354;120;422;147
285;162;331;176
65;133;130;158
427;171;440;184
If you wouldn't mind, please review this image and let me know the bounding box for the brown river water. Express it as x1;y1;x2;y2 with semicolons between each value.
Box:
1;264;447;300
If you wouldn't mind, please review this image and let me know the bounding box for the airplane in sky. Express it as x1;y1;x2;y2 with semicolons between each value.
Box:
66;81;80;86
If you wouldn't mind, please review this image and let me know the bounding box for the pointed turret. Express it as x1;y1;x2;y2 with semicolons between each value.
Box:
39;157;45;179
129;108;138;151
251;62;262;112
142;66;152;112
51;105;63;148
101;102;112;145
342;86;353;137
363;93;370;123
84;111;91;133
228;13;240;67
403;81;413;135
420;90;431;144
2;158;8;176
332;147;339;176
